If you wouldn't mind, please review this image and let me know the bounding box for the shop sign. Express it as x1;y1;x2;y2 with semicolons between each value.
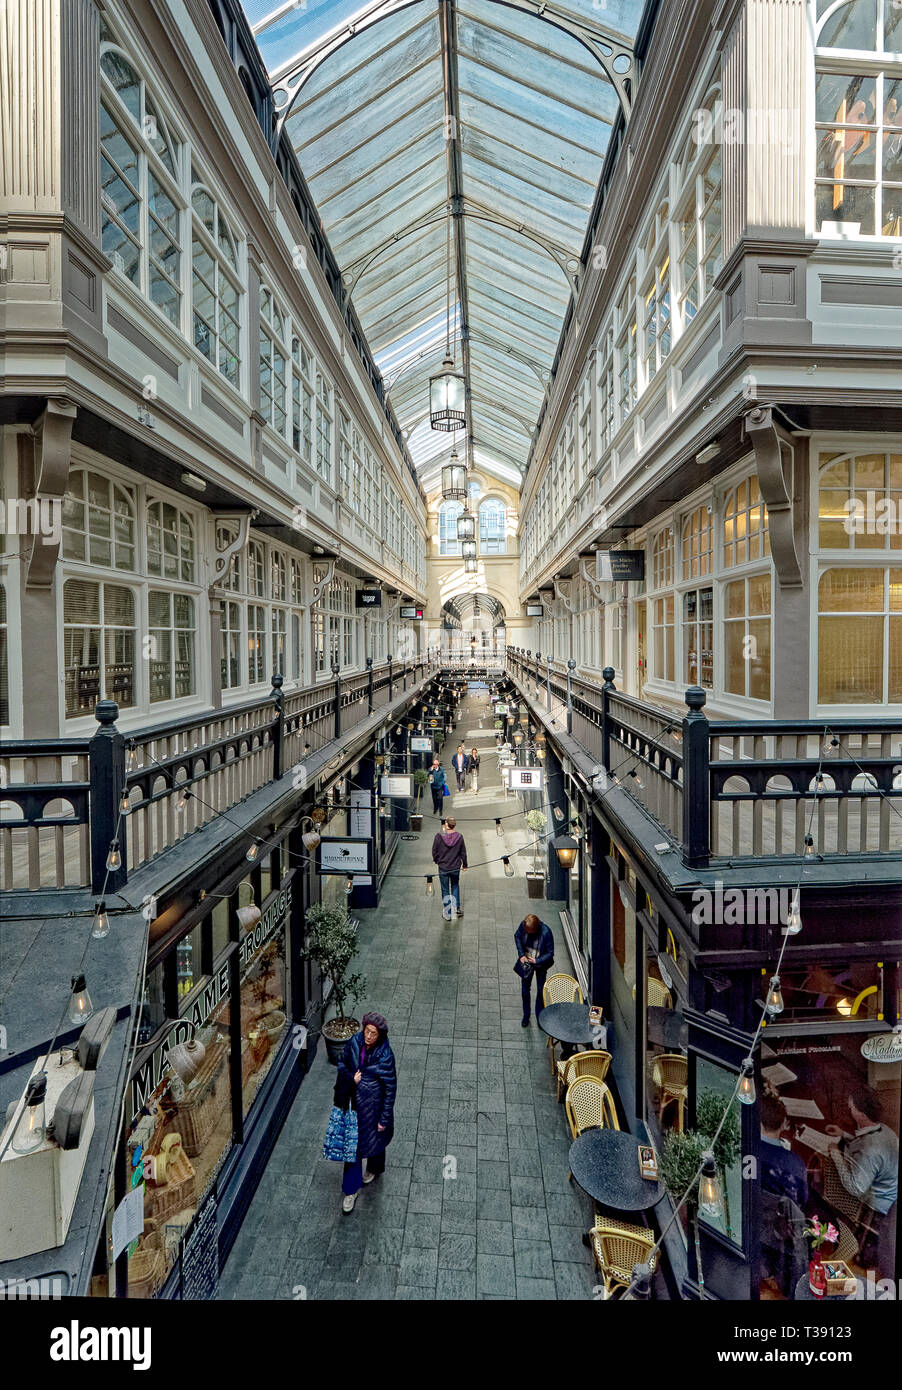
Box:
355;589;382;608
180;1190;219;1301
526;604;544;617
596;550;645;582
317;836;373;875
380;774;413;798
494;702;509;715
860;1030;902;1064
400;604;423;620
410;736;433;753
508;766;544;791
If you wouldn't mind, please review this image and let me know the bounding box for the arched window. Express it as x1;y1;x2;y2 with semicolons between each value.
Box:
814;1;902;237
681;504;713;579
722;475;770;568
62;470;136;571
439;501;463;556
479;499;507;554
147;499;195;582
247;540;265;597
191;175;242;385
818;450;902;549
99;42;182;325
259;285;288;436
651;527;674;589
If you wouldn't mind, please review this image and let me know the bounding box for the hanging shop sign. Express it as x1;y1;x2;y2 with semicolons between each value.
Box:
526;604;544;618
494;702;509;716
380;773;413;798
410;736;433;753
317;837;373;876
508;767;544;792
238;888;289;972
350;788;372;839
356;589;382;608
400;605;424;620
596;550;646;582
424;717;445;731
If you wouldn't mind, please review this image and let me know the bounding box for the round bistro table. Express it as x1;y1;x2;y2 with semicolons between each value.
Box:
569;1128;665;1211
538;1002;600;1049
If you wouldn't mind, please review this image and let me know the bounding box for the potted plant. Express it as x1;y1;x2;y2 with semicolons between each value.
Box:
525;808;547;898
301;902;367;1065
659;1088;742;1296
411;767;429;831
803;1215;839;1299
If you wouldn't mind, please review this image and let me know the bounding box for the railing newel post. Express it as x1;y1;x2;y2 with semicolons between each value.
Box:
89;700;127;895
271;672;285;779
682;686;710;867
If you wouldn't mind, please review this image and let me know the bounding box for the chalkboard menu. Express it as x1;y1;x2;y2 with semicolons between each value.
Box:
180;1191;218;1301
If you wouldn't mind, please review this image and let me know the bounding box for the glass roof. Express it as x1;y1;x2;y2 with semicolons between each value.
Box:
246;0;645;488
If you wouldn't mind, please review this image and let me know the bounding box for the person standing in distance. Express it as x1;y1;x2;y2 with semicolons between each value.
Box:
452;744;470;791
427;755;445;815
514;914;555;1026
432;815;468;920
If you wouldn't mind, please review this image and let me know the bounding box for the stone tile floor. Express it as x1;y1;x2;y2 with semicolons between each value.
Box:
218;693;600;1300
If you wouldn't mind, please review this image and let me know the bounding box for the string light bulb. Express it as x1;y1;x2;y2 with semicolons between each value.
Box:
765;975;784;1016
737;1061;756;1106
10;1075;47;1154
92;901;110;940
824;736;839;756
783;895;802;935
177;789;191;814
698;1151;722;1220
502;856;514;878
120;790;131;816
426;876;435;896
106;840;121;872
804;834;815;857
125;745;138;772
246;841;260;862
68;974;94;1025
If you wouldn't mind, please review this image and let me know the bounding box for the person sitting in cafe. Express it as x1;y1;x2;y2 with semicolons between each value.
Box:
759;1091;809;1209
826;1083;899;1275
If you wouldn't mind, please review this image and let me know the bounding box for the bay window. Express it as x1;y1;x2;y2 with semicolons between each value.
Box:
818;566;902;703
724;573;771;701
259;286;288;436
683;586;714;689
148;591;196;702
64;579;136;717
191;178;242;386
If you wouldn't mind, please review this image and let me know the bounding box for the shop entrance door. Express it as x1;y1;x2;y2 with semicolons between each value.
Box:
635;600;646;698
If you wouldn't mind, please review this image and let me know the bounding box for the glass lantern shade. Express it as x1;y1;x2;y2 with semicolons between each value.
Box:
464;556;477;573
456;508;475;542
441;458;468;501
461;539;477;560
430;358;466;432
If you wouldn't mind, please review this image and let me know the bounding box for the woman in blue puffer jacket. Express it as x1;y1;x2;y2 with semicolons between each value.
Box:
334;1011;397;1213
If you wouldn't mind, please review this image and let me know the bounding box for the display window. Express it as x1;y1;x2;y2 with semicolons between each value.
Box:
239;891;289;1118
644;938;688;1158
610;855;637;1104
757;1028;900;1299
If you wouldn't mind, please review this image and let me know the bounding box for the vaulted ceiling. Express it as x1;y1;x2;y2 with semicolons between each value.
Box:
243;0;645;489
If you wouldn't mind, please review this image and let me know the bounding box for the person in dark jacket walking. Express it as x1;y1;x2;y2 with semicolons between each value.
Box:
431;816;468;920
427;756;446;814
334;1012;397;1213
451;744;470;790
469;747;481;790
515;915;555;1025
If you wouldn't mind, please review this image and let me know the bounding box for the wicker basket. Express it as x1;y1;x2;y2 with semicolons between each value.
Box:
127;1234;165;1300
172;1038;229;1157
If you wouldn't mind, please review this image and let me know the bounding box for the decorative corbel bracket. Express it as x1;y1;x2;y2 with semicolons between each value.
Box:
26;398;77;590
553;579;576;614
210;512;256;588
578;558;608;604
310;557;337;607
743;405;803;589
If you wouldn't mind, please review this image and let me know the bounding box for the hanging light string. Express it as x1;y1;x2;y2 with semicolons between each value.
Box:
620;738;831;1299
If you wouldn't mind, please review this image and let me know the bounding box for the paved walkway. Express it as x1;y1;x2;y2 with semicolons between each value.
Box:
218;689;600;1300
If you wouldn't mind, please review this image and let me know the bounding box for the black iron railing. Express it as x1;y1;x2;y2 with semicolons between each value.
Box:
504;647;902;867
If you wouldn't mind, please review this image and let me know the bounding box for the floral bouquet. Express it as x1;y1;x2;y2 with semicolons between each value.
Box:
803;1215;839;1250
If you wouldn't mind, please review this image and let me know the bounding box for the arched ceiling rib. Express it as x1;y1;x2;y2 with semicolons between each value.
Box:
244;0;645;490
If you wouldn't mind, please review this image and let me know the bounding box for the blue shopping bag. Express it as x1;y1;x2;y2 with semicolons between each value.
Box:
323;1105;359;1162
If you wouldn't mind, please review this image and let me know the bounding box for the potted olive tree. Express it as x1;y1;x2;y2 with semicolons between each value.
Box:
302;902;367;1065
410;767;429;831
525;808;547;898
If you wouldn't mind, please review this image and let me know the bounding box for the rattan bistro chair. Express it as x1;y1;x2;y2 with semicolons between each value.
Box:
589;1218;657;1299
556;1048;612;1103
565;1076;620;1143
652;1052;688;1132
542;973;584;1074
647;977;673;1010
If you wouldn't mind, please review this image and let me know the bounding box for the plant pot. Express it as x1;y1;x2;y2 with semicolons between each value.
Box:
410;813;423;831
323;1016;359;1066
526;871;545;899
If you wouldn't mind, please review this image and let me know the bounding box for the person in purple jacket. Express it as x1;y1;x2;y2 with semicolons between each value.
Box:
431;816;468;920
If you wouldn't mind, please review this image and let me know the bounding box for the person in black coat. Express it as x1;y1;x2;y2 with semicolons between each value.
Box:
334;1011;397;1213
514;915;555;1026
427;756;446;814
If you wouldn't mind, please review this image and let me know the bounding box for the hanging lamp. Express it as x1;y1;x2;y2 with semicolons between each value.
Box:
456;504;475;542
441;446;467;501
430;200;466;433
